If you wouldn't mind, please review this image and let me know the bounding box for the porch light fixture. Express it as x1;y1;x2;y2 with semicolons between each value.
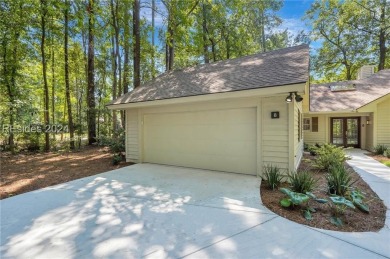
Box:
285;92;303;103
295;93;303;102
285;92;293;103
366;119;371;125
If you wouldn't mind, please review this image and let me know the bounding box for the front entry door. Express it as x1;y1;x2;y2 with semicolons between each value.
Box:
331;117;360;148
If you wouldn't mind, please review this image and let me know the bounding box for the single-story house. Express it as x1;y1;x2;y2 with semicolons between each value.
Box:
107;44;309;176
303;67;390;151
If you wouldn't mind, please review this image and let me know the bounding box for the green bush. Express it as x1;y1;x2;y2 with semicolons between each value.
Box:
384;149;390;158
374;144;388;155
288;170;317;194
98;129;125;153
112;153;122;165
312;143;346;171
326;163;353;196
263;164;284;190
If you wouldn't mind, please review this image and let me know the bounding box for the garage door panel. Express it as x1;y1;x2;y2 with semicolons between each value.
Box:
143;108;257;175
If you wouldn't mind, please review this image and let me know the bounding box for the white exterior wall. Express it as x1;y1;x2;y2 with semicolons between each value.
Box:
124;94;303;177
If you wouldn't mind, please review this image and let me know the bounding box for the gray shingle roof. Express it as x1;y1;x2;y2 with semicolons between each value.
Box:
310;69;390;112
108;44;309;105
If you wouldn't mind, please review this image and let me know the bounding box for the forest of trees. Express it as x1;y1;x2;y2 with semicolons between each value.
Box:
0;0;389;152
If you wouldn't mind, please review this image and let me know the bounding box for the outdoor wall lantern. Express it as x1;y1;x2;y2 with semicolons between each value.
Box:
285;92;303;103
285;92;293;103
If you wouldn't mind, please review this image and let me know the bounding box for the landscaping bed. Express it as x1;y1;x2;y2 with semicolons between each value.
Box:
0;146;132;199
260;149;386;232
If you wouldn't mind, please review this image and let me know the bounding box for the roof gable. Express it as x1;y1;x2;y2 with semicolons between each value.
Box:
109;44;309;106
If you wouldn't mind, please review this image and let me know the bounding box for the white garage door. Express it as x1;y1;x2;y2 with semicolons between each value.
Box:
143;107;257;175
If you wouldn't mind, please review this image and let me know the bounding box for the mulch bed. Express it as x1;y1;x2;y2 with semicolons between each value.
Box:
260;153;387;232
0;146;133;199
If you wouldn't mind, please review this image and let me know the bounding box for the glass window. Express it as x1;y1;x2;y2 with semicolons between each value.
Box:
303;118;310;131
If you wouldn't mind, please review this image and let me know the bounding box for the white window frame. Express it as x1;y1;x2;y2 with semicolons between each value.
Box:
303;118;311;131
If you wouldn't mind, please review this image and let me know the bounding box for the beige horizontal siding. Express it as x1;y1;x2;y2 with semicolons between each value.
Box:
303;115;327;145
377;98;390;146
126;109;139;162
294;101;303;169
262;96;289;171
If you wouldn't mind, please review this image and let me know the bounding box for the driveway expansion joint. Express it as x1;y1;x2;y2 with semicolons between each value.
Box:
178;216;279;259
304;226;390;258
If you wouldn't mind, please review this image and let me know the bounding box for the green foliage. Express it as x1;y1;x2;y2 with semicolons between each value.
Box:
326;163;353;196
280;188;310;206
98;129;125;153
329;196;356;209
312;144;346;171
348;189;369;213
305;0;374;81
288;170;317;194
374;144;388;155
280;188;328;220
384;149;390;158
112;153;122;165
263;164;284;190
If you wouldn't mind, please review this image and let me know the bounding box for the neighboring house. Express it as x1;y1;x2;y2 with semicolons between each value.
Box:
303;67;390;151
107;45;309;176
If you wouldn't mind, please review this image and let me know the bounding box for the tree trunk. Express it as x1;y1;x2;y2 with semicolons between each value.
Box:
133;0;141;88
40;0;50;152
111;35;117;133
3;37;15;152
123;0;130;94
87;0;96;145
260;9;266;52
51;33;55;142
165;42;169;71
64;0;75;149
378;0;386;71
151;0;156;78
168;33;174;70
202;2;209;64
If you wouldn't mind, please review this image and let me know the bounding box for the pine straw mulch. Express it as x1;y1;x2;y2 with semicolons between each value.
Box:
0;146;133;199
260;153;387;232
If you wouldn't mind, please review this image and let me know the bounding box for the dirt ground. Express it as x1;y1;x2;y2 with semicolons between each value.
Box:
260;154;386;232
0;146;133;199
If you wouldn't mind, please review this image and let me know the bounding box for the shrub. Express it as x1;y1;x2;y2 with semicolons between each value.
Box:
374;144;388;155
326;163;353;196
98;129;125;153
263;164;284;190
288;170;317;194
384;149;390;158
112;153;122;165
312;143;346;171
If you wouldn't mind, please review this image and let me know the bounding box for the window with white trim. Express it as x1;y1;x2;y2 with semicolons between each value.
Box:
303;118;311;131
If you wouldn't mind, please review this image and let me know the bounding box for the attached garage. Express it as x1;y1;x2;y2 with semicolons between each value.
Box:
107;45;309;177
143;108;257;175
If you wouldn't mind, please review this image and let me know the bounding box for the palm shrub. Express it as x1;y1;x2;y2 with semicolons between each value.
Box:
263;164;284;190
326;163;353;196
374;144;388;155
313;143;346;171
288;170;317;194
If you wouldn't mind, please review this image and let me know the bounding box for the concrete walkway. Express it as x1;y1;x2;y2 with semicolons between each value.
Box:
1;151;390;259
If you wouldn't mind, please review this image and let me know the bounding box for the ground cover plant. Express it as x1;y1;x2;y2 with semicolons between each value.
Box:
260;147;386;232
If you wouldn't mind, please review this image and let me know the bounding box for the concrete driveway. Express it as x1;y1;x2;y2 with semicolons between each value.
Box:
1;163;389;258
